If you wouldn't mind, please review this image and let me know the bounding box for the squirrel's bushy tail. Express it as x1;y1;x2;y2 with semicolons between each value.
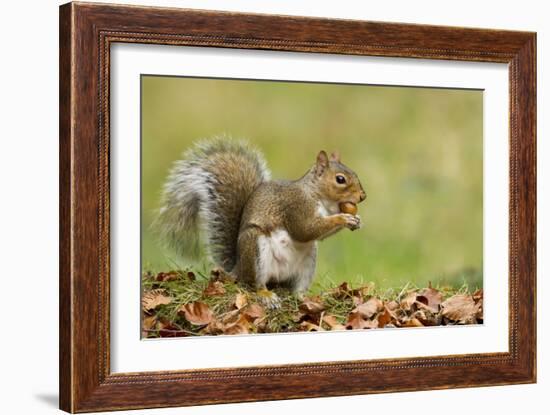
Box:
154;137;270;271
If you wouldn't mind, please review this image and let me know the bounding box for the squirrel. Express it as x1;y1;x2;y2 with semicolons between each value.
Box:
154;137;366;301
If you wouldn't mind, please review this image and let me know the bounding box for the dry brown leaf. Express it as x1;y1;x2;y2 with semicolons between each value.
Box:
242;303;265;322
418;287;443;312
156;271;179;282
210;267;233;282
473;289;483;303
377;306;398;328
141;289;172;311
400;291;418;311
353;297;383;319
402;317;424;327
186;271;196;281
300;321;323;331
224;315;251;335
157;318;188;337
413;309;440;326
202;319;225;335
142;315;157;333
322;314;346;330
178;301;213;326
203;280;226;296
299;297;325;314
234;293;248;310
346;312;379;330
221;309;241;325
386;300;399;311
441;294;480;324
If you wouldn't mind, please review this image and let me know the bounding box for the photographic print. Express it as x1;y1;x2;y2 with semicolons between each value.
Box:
60;3;536;410
141;76;484;338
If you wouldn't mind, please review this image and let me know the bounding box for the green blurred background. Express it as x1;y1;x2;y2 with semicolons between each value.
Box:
141;75;483;291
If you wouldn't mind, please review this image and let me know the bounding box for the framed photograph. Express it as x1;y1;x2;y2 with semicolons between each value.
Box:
59;2;536;412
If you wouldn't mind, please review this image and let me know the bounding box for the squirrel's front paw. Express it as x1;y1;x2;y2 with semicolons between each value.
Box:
341;213;361;231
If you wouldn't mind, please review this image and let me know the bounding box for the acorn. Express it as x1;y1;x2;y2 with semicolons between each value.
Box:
339;202;358;215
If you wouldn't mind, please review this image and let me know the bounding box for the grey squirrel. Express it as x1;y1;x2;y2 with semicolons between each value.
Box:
155;137;366;298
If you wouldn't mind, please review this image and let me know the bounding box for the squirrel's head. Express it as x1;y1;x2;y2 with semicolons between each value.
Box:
313;150;366;205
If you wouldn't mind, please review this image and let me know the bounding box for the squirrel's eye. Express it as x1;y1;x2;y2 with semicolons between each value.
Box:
336;175;346;184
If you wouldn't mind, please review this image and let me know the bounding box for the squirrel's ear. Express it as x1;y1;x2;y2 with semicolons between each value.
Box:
330;151;341;162
316;151;329;176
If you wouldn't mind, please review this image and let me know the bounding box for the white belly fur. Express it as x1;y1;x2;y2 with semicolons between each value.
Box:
256;229;316;286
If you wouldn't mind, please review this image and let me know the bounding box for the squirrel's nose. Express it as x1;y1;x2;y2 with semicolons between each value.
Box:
359;191;366;202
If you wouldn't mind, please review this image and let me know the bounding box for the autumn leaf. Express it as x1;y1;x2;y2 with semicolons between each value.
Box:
141;289;172;311
203;280;226;296
202;319;225;335
142;315;157;336
242;303;265;323
386;300;399;311
330;282;350;299
377;306;399;328
413;309;440;326
156;271;179;282
157;318;188;337
441;294;480;324
234;293;248;310
418;287;443;312
400;291;418;311
223;315;251;335
322;314;346;330
402;318;424;327
300;321;323;331
210;267;233;283
178;301;213;326
219;310;239;326
299;297;325;314
346;312;379;329
353;297;383;319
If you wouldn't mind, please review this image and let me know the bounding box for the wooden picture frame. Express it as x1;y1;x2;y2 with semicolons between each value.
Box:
59;2;536;412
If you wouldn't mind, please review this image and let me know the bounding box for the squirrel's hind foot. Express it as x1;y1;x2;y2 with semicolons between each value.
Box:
256;288;281;310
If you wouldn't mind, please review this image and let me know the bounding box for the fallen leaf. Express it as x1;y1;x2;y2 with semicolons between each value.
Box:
157;318;188;337
142;315;157;336
322;314;346;330
203;280;226;296
330;282;350;299
186;271;196;281
224;315;251;335
413;309;440;326
386;300;399;311
353;297;383;319
242;303;265;322
346;312;379;330
402;317;424;327
418;287;443;312
473;289;483;303
377;306;398;328
299;297;325;314
234;293;248;310
141;289;172;311
300;321;323;331
211;267;233;282
221;308;241;324
400;291;418;311
156;271;179;282
202;319;225;335
441;294;480;324
178;301;213;326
